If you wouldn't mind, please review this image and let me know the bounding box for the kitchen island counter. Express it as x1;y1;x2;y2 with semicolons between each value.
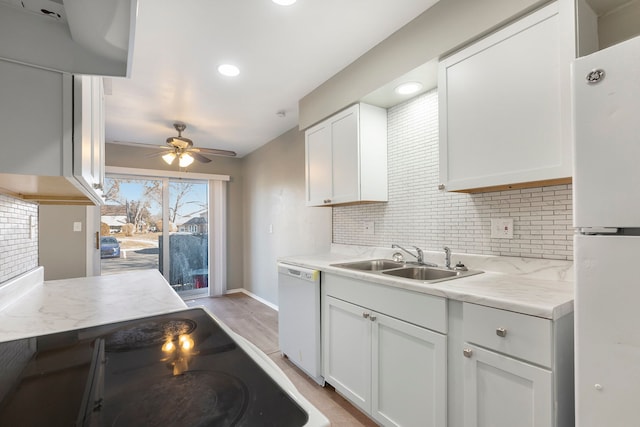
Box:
0;268;187;342
280;245;574;320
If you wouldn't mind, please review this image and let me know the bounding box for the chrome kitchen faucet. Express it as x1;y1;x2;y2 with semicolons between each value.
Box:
391;244;437;267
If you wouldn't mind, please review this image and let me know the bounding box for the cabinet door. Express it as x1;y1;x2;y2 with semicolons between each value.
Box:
305;121;332;206
0;58;67;176
439;2;571;192
463;344;553;427
372;312;447;427
323;296;372;412
330;105;359;204
73;75;104;201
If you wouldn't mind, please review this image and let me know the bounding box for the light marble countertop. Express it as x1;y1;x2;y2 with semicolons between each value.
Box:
0;268;187;343
279;244;574;320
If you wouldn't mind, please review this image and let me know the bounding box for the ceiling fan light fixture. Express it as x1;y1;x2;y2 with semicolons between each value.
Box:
162;152;177;165
179;152;195;168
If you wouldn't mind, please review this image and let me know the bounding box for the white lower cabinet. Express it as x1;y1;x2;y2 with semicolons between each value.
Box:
461;302;574;427
322;274;447;427
462;344;552;427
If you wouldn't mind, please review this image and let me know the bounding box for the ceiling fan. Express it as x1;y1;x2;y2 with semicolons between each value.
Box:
150;123;237;167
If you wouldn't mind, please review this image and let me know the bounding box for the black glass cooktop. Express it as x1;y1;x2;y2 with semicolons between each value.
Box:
0;308;308;426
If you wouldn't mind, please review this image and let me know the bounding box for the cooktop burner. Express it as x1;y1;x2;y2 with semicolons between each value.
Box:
0;308;310;427
104;319;197;352
108;370;249;426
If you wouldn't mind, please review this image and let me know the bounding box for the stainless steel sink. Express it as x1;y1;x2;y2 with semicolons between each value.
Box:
382;266;459;280
381;266;483;283
331;259;406;271
331;259;483;283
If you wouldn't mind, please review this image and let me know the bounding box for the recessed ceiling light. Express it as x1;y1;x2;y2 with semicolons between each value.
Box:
394;81;423;95
218;64;240;77
272;0;297;5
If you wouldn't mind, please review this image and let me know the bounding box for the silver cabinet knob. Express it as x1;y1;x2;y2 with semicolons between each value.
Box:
369;315;377;322
323;199;332;204
463;348;473;358
496;328;507;337
362;312;370;319
438;184;445;190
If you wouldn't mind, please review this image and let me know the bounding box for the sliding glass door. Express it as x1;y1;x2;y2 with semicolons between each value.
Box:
101;175;214;298
162;179;209;298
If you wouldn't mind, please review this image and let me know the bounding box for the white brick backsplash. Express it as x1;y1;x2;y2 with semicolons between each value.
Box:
333;90;573;261
0;194;38;283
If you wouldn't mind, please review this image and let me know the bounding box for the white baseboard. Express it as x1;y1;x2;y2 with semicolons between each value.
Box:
225;288;279;311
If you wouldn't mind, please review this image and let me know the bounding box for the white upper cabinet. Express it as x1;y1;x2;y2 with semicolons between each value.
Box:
305;103;388;206
0;59;105;205
74;75;105;201
438;1;574;192
0;0;136;77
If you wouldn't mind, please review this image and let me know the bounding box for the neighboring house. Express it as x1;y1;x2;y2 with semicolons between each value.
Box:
100;205;128;234
102;215;128;233
179;216;207;234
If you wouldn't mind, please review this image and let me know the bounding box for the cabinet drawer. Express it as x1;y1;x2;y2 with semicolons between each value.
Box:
324;273;447;334
463;303;552;367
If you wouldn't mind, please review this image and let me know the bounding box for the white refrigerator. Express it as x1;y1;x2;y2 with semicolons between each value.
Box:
573;35;640;426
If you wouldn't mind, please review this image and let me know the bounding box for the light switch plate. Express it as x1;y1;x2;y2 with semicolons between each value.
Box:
491;218;513;239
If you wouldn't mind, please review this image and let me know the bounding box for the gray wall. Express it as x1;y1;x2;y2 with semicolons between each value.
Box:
39;205;89;280
241;127;331;304
0;194;38;284
105;143;245;290
298;0;548;129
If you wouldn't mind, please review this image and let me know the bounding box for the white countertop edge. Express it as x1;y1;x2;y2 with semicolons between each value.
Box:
0;269;188;343
278;253;574;320
0;266;43;312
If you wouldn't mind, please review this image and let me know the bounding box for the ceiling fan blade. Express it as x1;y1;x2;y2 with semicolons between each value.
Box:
145;150;172;158
191;151;212;163
110;140;169;150
193;147;237;157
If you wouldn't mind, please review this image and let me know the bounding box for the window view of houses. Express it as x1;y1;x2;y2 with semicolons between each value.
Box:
100;176;209;296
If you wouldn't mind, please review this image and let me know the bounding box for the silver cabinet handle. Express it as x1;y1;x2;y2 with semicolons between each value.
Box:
496;328;507;337
362;312;370;319
323;199;332;204
463;348;473;358
369;315;377;322
438;184;445;190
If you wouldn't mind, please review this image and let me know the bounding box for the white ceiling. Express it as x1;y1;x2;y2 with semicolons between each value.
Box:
105;0;439;157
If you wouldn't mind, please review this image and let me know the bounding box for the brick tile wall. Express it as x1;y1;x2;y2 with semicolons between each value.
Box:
333;90;573;261
0;194;38;283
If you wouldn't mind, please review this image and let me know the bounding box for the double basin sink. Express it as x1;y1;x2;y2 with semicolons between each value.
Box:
330;259;483;284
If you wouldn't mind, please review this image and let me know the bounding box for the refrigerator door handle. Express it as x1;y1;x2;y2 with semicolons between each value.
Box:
579;227;619;235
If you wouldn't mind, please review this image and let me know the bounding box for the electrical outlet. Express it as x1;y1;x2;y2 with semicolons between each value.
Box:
490;218;513;239
363;221;375;235
73;221;82;232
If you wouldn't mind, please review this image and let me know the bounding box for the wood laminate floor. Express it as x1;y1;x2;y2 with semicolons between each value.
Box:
185;293;378;426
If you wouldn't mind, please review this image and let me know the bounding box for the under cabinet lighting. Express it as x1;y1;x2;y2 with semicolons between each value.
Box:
273;0;297;5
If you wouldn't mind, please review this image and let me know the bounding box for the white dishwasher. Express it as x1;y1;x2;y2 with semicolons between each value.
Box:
277;263;324;386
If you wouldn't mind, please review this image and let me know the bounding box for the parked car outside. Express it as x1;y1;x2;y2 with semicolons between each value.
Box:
100;236;121;259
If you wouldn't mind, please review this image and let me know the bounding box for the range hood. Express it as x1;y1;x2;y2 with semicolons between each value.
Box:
0;0;137;77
